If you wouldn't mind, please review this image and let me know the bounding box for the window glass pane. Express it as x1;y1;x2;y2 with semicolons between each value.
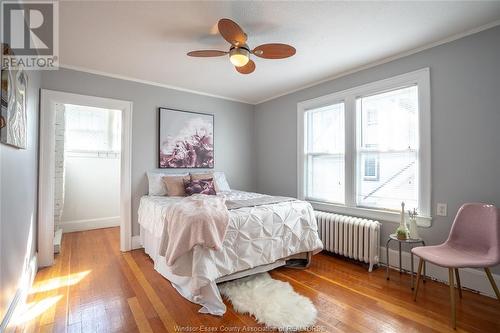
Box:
308;103;344;154
110;111;121;151
358;151;417;210
65;104;121;152
305;102;345;203
307;155;345;203
359;86;418;151
357;86;419;211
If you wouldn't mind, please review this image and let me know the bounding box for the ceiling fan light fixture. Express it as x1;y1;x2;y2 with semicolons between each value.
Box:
187;18;296;75
229;47;250;67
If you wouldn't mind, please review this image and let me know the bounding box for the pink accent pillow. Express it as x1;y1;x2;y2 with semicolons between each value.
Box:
183;178;216;196
162;175;190;196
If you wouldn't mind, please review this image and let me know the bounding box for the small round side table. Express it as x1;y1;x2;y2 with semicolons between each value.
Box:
385;234;426;289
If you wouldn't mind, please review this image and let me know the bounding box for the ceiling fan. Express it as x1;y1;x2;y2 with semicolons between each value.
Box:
187;18;296;74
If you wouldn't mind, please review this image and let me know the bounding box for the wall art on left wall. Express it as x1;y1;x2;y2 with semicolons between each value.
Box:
1;45;28;149
159;107;214;168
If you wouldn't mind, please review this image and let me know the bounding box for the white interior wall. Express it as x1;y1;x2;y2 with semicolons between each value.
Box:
59;153;120;232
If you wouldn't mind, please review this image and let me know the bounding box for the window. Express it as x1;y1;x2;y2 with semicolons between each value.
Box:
363;155;379;181
357;86;418;210
298;69;431;226
64;104;121;153
305;103;345;204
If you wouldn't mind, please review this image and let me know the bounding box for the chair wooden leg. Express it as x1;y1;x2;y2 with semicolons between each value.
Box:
484;267;500;301
413;258;424;301
454;268;462;298
449;268;456;329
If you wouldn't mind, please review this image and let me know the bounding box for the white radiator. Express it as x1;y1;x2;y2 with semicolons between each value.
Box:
315;211;381;272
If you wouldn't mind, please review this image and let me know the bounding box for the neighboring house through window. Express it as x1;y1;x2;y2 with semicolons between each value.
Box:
363;156;379;181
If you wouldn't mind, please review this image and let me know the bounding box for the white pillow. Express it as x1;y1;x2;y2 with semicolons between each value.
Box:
147;171;188;196
213;171;231;192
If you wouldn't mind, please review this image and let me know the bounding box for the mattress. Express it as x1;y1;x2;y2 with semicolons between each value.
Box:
137;190;323;315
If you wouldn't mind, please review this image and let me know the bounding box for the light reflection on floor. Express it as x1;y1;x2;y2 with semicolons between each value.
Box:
29;270;91;294
12;295;63;325
12;270;91;326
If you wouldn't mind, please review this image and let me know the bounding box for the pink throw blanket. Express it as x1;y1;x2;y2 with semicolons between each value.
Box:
159;194;229;266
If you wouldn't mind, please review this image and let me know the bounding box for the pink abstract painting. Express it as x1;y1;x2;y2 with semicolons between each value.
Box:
159;108;214;168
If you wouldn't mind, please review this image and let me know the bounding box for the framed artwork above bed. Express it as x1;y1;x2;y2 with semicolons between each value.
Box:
159;107;214;168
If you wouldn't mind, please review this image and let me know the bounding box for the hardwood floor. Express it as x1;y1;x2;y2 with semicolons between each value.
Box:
13;227;500;333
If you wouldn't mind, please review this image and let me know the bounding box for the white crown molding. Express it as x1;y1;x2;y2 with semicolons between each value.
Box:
255;19;500;105
58;64;254;105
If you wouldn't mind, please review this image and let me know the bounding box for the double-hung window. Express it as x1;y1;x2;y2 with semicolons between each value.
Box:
298;69;431;226
305;102;345;204
65;104;121;153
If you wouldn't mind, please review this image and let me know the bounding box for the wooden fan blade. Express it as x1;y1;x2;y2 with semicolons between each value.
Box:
235;59;255;74
218;18;247;46
252;43;296;59
187;50;227;57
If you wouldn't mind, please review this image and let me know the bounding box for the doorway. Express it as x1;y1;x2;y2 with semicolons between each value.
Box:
38;90;132;267
54;104;121;236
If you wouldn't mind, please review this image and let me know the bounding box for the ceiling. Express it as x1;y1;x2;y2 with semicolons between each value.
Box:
59;1;500;104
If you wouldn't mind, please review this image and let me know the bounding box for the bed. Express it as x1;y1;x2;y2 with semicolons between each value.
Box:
137;190;323;315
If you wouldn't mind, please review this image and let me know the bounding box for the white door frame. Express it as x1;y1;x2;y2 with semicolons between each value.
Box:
38;89;133;267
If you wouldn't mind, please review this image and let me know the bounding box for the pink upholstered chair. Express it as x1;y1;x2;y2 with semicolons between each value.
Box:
412;203;500;329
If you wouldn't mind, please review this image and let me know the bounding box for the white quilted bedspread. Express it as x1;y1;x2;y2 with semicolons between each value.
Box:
137;190;323;314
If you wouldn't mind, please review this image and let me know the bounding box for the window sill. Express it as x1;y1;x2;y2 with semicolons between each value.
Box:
65;150;121;159
307;200;432;227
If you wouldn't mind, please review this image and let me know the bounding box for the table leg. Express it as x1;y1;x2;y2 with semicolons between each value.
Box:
399;242;402;273
411;250;415;289
422;241;426;283
386;238;391;280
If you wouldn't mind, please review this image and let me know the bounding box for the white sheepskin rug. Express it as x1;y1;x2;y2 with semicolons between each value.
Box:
219;272;317;331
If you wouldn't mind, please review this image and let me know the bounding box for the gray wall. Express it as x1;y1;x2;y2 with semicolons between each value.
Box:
0;70;41;321
254;26;500;272
41;68;256;235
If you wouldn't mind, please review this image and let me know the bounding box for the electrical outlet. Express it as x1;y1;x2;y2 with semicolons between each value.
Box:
437;203;447;216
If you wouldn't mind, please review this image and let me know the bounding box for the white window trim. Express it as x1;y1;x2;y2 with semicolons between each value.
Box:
297;68;431;227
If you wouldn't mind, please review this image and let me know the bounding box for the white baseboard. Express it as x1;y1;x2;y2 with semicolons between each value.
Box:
381;246;500;298
57;216;120;233
131;235;142;250
0;254;38;332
